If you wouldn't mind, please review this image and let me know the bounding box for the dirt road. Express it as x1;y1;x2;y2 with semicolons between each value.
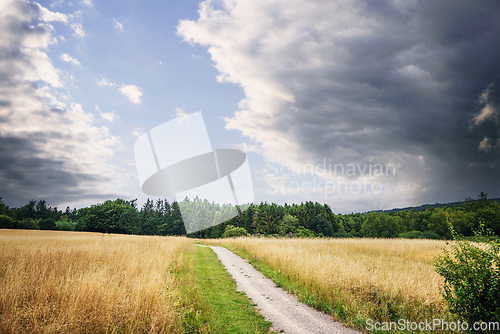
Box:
198;245;360;334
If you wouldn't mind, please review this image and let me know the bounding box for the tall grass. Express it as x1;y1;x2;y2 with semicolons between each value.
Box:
206;237;454;329
0;229;192;333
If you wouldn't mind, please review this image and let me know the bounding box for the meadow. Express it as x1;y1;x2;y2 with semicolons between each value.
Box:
1;230;457;333
0;230;272;334
0;230;191;333
204;237;455;329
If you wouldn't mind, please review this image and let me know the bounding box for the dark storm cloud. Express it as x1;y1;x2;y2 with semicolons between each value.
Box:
0;1;123;208
179;0;500;210
0;136;114;207
289;0;500;202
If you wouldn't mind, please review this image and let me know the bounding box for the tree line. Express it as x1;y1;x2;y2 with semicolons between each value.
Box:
0;193;498;239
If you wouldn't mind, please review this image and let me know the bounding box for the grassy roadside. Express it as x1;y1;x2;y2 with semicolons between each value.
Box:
201;239;457;333
215;244;363;326
175;243;273;333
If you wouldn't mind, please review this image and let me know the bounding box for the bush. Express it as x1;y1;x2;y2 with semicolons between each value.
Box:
398;230;424;239
222;225;249;238
38;218;56;230
56;220;76;231
0;215;15;229
19;218;38;229
398;230;442;239
422;230;442;239
295;226;316;238
434;218;500;325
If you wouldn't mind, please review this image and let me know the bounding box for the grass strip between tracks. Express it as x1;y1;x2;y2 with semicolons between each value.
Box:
178;244;273;333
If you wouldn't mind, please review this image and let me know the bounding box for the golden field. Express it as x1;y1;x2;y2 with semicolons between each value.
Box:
1;230;455;332
0;230;192;333
206;237;453;326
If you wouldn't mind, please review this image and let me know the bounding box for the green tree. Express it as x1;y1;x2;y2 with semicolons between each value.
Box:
335;221;348;238
379;215;401;238
80;199;138;233
428;209;450;238
279;214;300;236
361;212;381;237
170;219;186;236
0;198;9;216
119;206;140;234
309;214;333;237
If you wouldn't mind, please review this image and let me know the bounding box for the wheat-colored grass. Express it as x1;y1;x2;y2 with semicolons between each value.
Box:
207;237;452;324
0;229;192;333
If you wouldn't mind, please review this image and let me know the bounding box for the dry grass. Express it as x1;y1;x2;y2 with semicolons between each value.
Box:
206;237;453;326
0;229;192;333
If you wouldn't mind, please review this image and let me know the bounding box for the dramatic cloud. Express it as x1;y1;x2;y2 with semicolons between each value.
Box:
118;84;143;104
113;19;124;32
60;53;80;66
178;0;500;210
0;0;125;207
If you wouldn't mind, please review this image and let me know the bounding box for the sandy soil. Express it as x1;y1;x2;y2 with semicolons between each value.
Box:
198;245;360;334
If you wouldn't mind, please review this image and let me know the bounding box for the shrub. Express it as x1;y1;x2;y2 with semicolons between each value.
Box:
434;218;500;325
422;230;442;239
398;230;424;239
38;218;56;230
398;230;442;239
295;226;316;238
19;218;38;229
56;220;76;231
0;215;15;229
222;225;249;238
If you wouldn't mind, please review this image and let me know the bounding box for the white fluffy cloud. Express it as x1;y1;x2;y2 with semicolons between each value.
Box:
97;75;116;87
118;84;143;104
71;22;85;38
60;53;80;66
97;75;143;104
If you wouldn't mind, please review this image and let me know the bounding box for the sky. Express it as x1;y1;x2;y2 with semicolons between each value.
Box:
0;0;499;214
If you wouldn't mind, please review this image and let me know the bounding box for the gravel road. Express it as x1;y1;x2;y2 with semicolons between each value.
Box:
197;245;360;334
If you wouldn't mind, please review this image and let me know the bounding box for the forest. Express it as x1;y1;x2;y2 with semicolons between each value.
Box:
0;193;499;240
